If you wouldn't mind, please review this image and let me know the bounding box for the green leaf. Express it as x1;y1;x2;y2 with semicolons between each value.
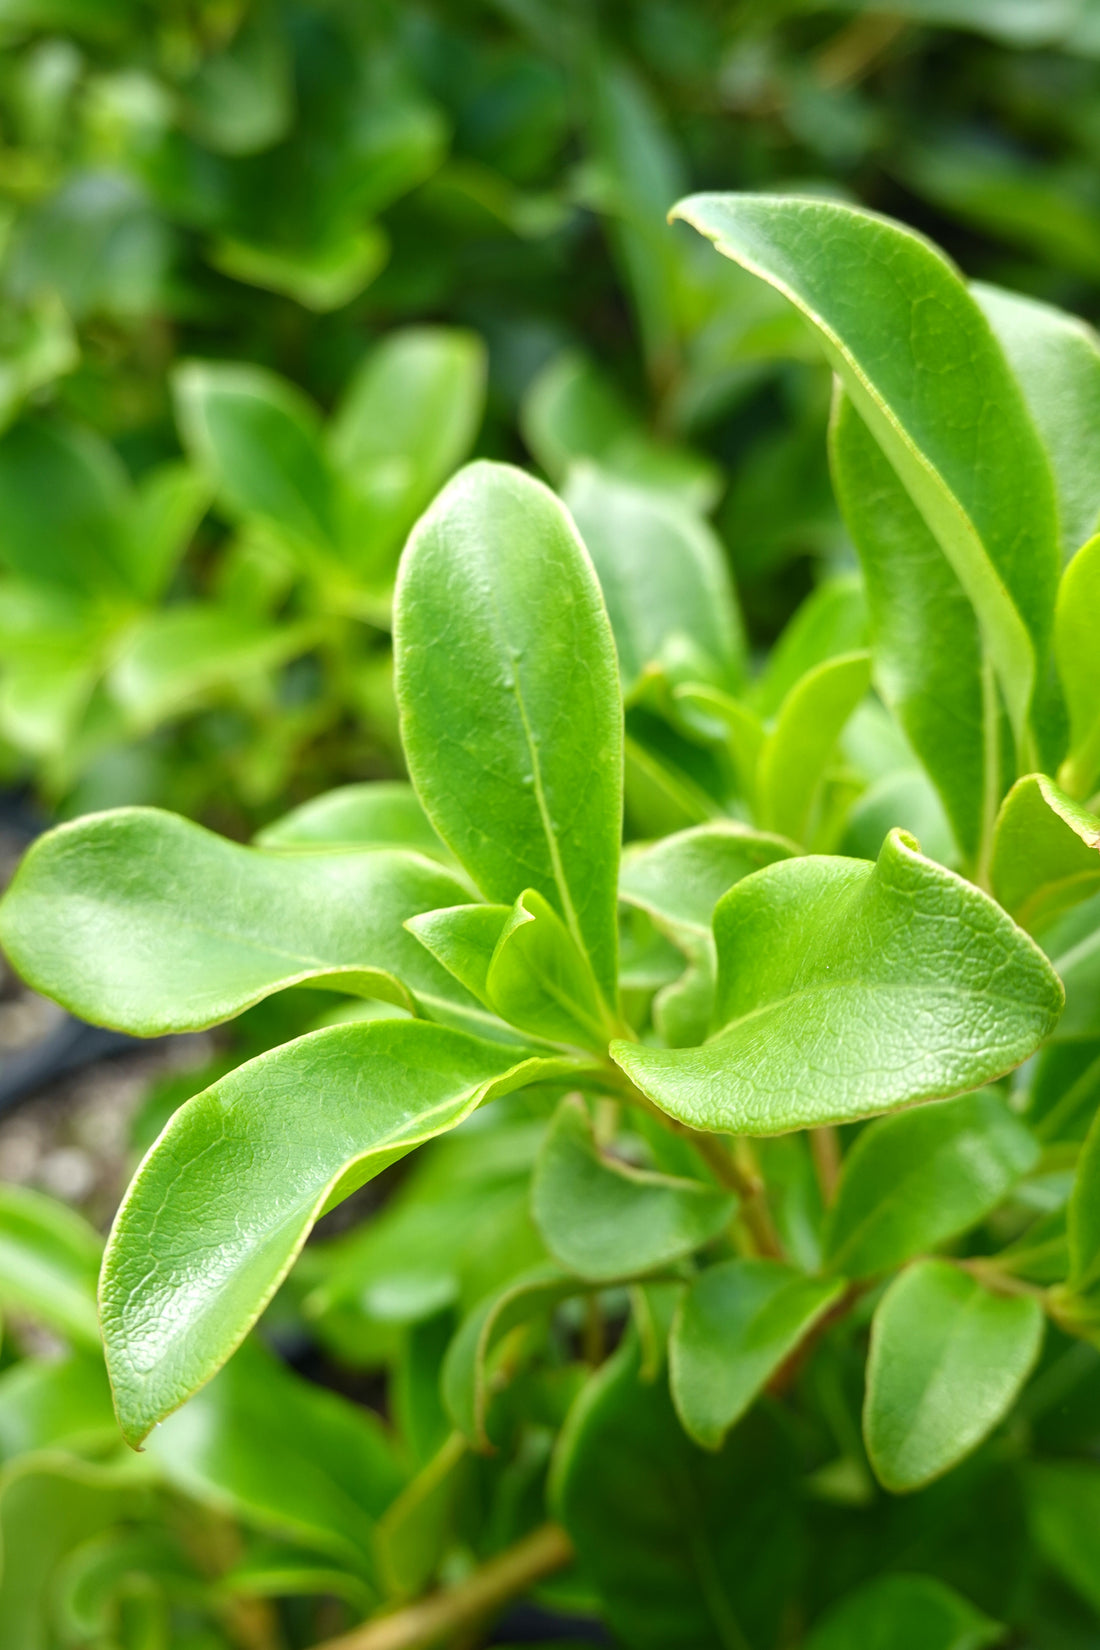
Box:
1042;889;1100;1041
670;1258;844;1448
329;326;486;582
673;192;1059;743
147;1339;404;1573
1056;531;1100;800
0;1352;115;1459
757;650;871;843
973;282;1100;559
991;774;1100;932
619;822;797;954
551;1338;801;1650
394;461;623;1004
564;463;744;694
1066;1101;1100;1296
100;1018;580;1445
830;390;988;866
405;903;510;1007
442;1264;577;1448
805;1573;1003;1650
824;1090;1039;1279
121;461;210;603
752;574;868;720
531;1095;734;1281
208;223;388;313
1028;1462;1100;1616
863;1258;1043;1492
0;807;491;1035
485;889;617;1050
0;417;132;601
613;830;1063;1133
180;6;293;156
0;1183;101;1348
173;360;336;549
256;780;448;858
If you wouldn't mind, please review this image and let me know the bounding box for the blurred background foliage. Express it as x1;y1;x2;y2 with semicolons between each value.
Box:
2;0;1100;827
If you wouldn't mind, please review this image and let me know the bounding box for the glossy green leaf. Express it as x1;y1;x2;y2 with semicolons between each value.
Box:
147;1339;404;1572
619;822;796;954
757;650;871;843
613;830;1063;1134
805;1573;1003;1650
1066;1102;1100;1296
256;780;448;857
974;282;1100;559
552;1338;801;1650
824;1090;1039;1278
0;807;490;1034
564;463;744;693
532;1095;734;1281
1056;532;1100;801
100;1019;579;1445
1028;1462;1100;1615
173;360;336;549
863;1259;1043;1492
670;1258;844;1448
485;889;617;1050
673;192;1059;742
406;903;510;1007
1041;889;1100;1041
394;461;623;1004
0;1183;101;1347
752;574;868;720
991;774;1100;932
442;1264;576;1448
830;390;988;866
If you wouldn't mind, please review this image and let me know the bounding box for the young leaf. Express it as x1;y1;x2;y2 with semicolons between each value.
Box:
830;391;988;866
394;461;623;1003
805;1573;1003;1650
406;903;511;1007
173;361;336;550
824;1090;1039;1279
752;574;868;720
613;830;1063;1134
863;1259;1043;1493
531;1095;734;1281
973;282;1100;559
256;780;448;858
991;774;1100;932
121;460;210;602
672;192;1059;743
442;1264;577;1449
0;1185;102;1349
670;1258;844;1448
485;889;618;1050
1055;532;1100;800
0;807;489;1034
756;650;871;843
619;822;796;954
100;1019;583;1446
564;463;745;694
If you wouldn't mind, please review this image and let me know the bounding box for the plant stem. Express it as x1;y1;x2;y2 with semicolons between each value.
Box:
810;1127;841;1206
314;1523;575;1650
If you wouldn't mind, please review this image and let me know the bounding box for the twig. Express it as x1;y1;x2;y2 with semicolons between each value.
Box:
810;1127;841;1207
314;1523;575;1650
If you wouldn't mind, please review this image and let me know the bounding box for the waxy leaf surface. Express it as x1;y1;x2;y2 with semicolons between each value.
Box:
991;774;1100;932
1055;532;1100;800
757;650;870;843
864;1259;1043;1492
394;461;623;1003
257;780;447;857
100;1019;578;1445
613;831;1063;1133
485;889;616;1051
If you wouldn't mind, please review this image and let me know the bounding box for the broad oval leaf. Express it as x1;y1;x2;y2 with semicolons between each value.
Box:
805;1573;1002;1650
394;460;623;1004
670;1258;844;1449
101;1018;582;1446
991;774;1100;932
863;1259;1043;1493
1056;532;1100;801
824;1090;1038;1279
564;463;744;694
256;780;447;858
672;192;1059;741
612;830;1063;1133
531;1095;734;1281
0;807;488;1035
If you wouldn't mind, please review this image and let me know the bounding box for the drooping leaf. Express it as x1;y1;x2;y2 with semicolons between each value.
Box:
0;1183;102;1348
0;807;492;1034
484;889;618;1050
394;461;623;1004
824;1090;1039;1279
1055;532;1100;801
256;780;448;857
830;390;988;866
670;1258;844;1448
804;1573;1003;1650
991;774;1100;932
672;192;1059;743
564;463;744;694
100;1018;582;1446
532;1095;734;1281
442;1264;577;1449
613;830;1063;1133
863;1258;1044;1492
756;650;871;843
